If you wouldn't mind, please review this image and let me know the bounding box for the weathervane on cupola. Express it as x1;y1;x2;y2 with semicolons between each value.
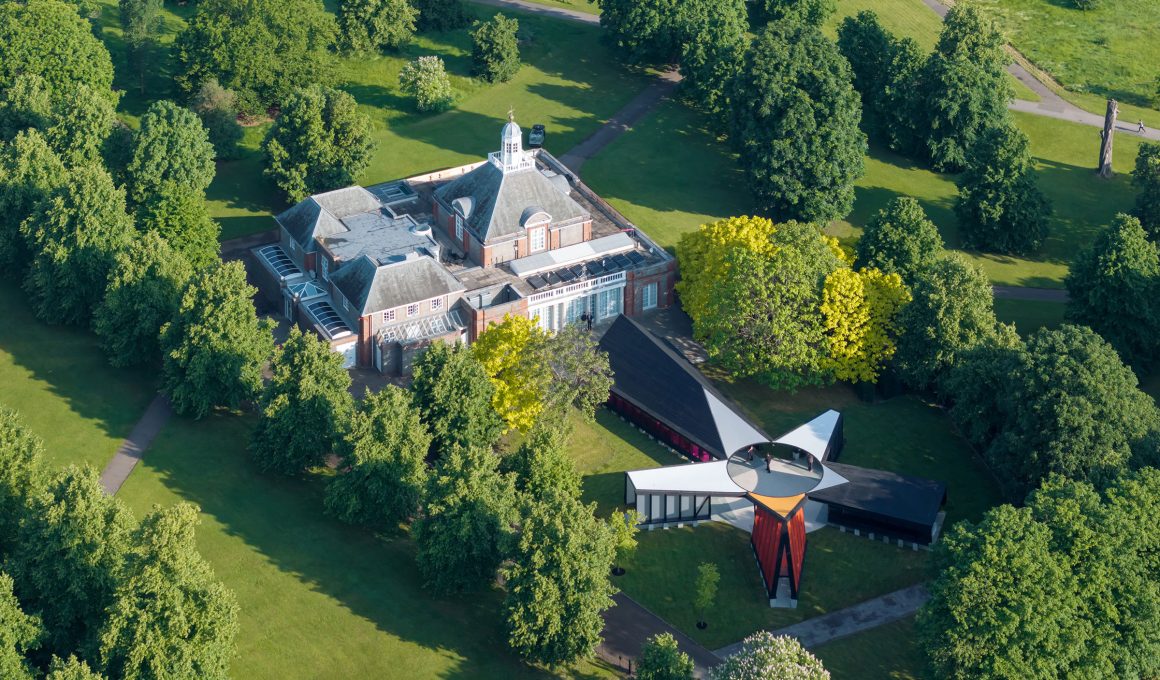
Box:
493;107;533;173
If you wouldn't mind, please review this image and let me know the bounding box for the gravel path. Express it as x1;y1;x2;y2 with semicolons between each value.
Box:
98;394;173;495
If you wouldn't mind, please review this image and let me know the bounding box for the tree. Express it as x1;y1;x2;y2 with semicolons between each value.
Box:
678;0;748;126
413;445;518;594
7;466;133;659
676;217;844;389
126;101;216;208
749;0;835;28
941;327;1024;450
502;419;581;498
262;85;376;203
538;323;614;420
472;315;550;433
0;0;117;106
136;182;222;271
189;80;244;161
411;342;504;455
855;197;944;284
636;633;694;680
251;327;353;475
607;509;640;575
0;408;45;552
728;21;866;222
0;130;67;277
837;12;924;153
119;0;163;94
398;56;454;113
470;14;520;83
97;503;239;680
175;0;337;115
919;504;1081;680
820;267;911;383
339;0;417;54
894;253;1000;390
413;0;468;32
324;385;431;526
23;164;135;326
1066;214;1160;367
94;232;194;369
693;562;719;628
0;573;41;680
45;656;105;680
956;124;1051;255
503;492;616;667
916;5;1013;171
0;75;116;168
1131;142;1160;237
984;325;1158;498
597;0;683;65
709;631;829;680
159;261;276;418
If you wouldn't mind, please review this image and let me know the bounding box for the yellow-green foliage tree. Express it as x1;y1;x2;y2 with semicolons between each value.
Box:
676;215;780;324
821;268;910;382
472;314;550;433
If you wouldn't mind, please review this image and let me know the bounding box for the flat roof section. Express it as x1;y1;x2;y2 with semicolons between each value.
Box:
808;462;947;531
508;232;635;277
626;460;745;497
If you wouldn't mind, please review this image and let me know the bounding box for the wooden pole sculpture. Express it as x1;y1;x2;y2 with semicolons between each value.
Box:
1098;98;1118;178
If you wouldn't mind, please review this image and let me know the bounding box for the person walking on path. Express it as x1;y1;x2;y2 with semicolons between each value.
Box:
1141;120;1148;134
764;451;773;473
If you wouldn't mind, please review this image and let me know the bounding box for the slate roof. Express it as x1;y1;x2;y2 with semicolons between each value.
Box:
432;162;589;243
329;254;465;316
599;315;770;459
275;187;382;249
808;462;947;533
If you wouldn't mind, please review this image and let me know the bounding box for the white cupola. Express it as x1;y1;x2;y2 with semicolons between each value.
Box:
490;110;534;173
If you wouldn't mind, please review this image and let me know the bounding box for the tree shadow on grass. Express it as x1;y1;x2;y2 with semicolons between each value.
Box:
138;414;608;679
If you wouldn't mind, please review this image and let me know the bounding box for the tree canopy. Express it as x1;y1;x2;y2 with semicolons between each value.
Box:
636;633;693;680
136;182;221;271
470;14;521;83
855;197;944;284
1132;142;1160;237
262;85;376;203
0;573;41;680
917;5;1013;171
126;101;216;208
0;130;67;277
837;11;923;152
413;0;468;32
411;342;504;455
339;0;417;54
538;323;614;420
413;445;517;594
956;123;1051;255
820;267;911;383
175;0;337;115
251;327;353;476
160;261;275;418
502;419;581;499
749;0;835;28
1066;213;1160;367
678;0;747;126
0;75;117;168
398;56;454;113
472;315;550;433
709;631;829;679
97;503;239;680
0;408;44;552
93;232;193;369
728;21;865;222
324;385;431;526
894;253;1001;390
23;164;135;326
503;492;616;667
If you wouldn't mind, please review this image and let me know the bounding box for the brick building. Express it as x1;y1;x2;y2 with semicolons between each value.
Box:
252;114;676;374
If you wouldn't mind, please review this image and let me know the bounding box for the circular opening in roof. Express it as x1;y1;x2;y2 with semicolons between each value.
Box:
726;445;824;498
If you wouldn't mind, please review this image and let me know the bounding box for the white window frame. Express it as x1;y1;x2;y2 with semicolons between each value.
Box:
642;282;658;310
455;214;464;242
430;297;444;312
288;240;297;253
319;257;329;281
407;303;419;317
529;227;546;253
382;309;395;323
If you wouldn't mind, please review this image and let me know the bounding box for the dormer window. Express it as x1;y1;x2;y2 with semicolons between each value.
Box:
529;227;546;252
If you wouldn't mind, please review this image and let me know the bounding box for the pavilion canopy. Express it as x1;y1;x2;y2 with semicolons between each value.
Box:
625;461;745;498
773;410;842;462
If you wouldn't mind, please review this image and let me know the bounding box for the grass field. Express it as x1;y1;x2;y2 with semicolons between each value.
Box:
975;0;1160;108
617;524;929;650
813;615;928;680
93;0;648;240
520;0;600;14
993;298;1067;336
585;102;1144;288
116;414;616;679
0;283;154;470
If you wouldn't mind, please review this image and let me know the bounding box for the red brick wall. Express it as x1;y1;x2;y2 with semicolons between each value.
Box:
357;315;372;367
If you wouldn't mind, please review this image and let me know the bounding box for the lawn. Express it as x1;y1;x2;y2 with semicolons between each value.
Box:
586;100;1144;288
975;0;1160;109
993;298;1067;336
93;0;650;240
519;0;600;15
616;524;929;650
0;282;154;470
116;414;616;679
813;615;928;680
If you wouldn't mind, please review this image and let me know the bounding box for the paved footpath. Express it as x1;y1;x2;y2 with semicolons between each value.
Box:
600;592;722;677
98;394;173;495
469;0;597;24
713;583;931;658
